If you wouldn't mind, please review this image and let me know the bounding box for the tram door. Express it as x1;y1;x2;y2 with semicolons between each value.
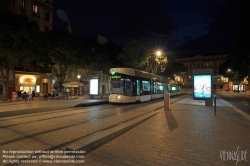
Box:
136;80;140;96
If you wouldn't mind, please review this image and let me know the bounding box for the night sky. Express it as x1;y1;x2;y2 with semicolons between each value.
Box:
53;0;247;57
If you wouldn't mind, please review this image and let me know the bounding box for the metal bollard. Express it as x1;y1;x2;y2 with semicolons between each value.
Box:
164;91;171;111
213;95;216;116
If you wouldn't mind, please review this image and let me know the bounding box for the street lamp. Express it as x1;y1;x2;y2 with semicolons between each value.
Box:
227;68;239;93
155;50;167;72
77;75;81;96
156;51;161;57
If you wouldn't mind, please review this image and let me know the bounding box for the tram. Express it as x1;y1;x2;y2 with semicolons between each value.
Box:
109;68;181;103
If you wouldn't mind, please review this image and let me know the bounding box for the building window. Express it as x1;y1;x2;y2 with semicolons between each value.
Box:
19;0;25;12
45;11;50;22
32;5;40;17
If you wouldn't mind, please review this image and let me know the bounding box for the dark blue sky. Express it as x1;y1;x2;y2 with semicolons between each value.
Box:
53;0;246;57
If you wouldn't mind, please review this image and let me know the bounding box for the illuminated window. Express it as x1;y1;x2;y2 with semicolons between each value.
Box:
19;0;25;11
142;81;150;92
32;5;40;17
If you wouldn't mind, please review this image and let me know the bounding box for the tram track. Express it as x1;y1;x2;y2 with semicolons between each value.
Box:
0;102;161;146
4;110;159;166
0;104;119;127
2;94;190;166
0;95;190;146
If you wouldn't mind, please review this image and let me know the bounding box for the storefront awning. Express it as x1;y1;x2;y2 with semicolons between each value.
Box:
62;81;83;87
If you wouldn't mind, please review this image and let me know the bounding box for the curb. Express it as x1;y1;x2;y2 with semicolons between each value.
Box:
74;101;109;107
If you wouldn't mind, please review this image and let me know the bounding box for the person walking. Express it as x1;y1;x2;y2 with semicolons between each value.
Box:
12;90;18;102
28;89;32;102
32;89;35;100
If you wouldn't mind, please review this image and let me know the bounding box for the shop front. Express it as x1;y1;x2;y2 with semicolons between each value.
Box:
15;73;40;93
233;84;245;92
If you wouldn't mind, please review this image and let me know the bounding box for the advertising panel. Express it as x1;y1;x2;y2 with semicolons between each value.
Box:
193;74;212;99
90;78;98;95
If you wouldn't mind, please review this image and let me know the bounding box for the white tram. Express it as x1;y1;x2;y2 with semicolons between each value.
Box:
109;68;181;103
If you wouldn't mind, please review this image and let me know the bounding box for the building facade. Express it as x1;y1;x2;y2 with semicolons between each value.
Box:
5;0;53;32
175;54;228;90
0;0;53;99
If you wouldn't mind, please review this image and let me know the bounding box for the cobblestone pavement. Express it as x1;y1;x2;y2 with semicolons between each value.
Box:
82;96;250;166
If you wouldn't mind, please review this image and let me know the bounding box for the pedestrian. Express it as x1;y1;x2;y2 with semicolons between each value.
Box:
28;89;32;102
32;89;35;100
12;90;18;102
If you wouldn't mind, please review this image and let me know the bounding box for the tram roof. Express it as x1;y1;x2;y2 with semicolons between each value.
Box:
110;68;167;81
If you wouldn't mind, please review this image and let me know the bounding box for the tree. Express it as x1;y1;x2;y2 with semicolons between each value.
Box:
163;56;186;78
78;36;124;75
117;39;151;69
48;29;80;91
0;12;40;100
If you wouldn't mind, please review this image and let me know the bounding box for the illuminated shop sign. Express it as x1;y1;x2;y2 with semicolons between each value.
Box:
20;75;36;85
193;74;212;99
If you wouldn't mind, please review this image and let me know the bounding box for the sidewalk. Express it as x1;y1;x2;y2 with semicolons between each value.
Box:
83;96;250;166
0;95;109;118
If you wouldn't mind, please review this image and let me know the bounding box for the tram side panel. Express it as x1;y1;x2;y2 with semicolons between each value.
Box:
109;73;153;103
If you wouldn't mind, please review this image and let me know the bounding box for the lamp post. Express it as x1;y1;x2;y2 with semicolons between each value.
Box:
228;68;239;93
77;75;81;96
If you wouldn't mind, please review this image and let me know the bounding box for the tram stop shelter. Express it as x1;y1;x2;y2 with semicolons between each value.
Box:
62;81;83;95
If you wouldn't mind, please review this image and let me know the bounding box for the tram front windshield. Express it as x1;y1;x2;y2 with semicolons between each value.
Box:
110;74;124;95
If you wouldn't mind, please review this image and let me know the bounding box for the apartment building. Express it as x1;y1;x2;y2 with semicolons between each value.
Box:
175;54;228;90
0;0;53;99
4;0;53;32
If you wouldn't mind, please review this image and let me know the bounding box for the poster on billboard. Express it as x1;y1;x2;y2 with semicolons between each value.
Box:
90;78;98;95
193;74;212;99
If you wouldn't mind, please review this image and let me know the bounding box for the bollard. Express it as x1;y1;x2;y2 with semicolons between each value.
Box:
213;95;216;116
164;91;171;111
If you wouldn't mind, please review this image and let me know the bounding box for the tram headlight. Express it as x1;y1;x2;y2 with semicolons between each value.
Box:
117;96;120;99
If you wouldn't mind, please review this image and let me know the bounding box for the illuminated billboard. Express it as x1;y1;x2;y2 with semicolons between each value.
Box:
90;78;98;95
193;74;212;99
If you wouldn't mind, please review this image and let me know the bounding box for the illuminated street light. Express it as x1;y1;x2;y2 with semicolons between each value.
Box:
156;51;161;56
227;68;239;93
77;75;81;96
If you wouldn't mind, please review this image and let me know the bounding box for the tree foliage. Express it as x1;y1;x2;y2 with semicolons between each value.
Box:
48;29;81;91
162;56;186;78
0;11;40;100
79;36;124;74
117;39;151;69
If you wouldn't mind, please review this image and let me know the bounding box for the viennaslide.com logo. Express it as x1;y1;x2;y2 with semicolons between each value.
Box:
220;146;248;165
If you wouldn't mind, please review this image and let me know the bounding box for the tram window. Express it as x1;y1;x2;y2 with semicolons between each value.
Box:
142;80;150;92
110;80;124;95
125;80;133;96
